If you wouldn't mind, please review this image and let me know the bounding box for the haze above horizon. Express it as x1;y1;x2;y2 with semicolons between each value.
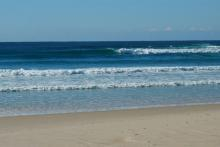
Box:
0;0;220;42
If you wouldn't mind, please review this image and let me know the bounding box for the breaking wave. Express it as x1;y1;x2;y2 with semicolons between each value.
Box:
116;46;220;55
1;66;220;77
1;80;220;92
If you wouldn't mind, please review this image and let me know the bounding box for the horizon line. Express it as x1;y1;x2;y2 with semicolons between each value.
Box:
0;39;220;43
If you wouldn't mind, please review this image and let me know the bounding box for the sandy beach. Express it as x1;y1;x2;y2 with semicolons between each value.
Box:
0;104;220;147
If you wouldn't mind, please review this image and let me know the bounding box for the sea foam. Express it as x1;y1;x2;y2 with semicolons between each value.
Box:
1;66;220;77
116;46;220;55
1;80;220;92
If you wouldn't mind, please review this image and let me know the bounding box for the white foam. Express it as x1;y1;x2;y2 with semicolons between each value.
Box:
1;80;220;92
1;66;220;77
116;47;220;55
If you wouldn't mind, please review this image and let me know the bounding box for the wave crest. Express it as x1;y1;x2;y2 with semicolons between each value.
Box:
116;46;220;55
1;80;220;92
1;66;220;77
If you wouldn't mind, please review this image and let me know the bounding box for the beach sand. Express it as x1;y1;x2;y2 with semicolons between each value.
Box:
0;104;220;147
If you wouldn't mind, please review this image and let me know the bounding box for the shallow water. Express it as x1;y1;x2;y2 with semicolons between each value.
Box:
0;41;220;116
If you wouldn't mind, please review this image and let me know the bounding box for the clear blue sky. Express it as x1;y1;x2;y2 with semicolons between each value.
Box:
0;0;220;41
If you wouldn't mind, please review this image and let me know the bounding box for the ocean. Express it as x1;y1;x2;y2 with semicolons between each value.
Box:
0;41;220;116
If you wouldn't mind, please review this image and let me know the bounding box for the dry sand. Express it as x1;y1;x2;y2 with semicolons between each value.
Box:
0;104;220;147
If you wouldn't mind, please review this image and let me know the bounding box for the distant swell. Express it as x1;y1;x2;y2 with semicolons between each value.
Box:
1;45;220;60
1;80;220;92
1;66;220;77
116;46;220;55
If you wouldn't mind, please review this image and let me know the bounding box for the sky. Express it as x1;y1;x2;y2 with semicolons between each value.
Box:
0;0;220;41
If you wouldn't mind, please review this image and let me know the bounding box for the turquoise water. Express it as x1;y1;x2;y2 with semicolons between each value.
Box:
0;41;220;116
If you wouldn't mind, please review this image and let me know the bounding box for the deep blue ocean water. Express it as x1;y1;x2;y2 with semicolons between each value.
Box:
1;41;220;116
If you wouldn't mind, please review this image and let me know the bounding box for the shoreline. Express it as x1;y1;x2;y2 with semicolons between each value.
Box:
0;103;220;147
1;102;220;118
